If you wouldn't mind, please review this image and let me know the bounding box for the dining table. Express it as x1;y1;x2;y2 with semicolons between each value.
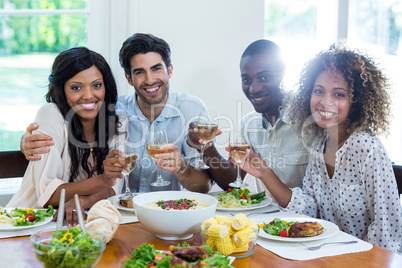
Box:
1;203;401;268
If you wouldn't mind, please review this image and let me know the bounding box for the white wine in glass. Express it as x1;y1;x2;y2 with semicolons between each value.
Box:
147;129;171;187
229;130;249;188
118;142;138;202
193;112;219;169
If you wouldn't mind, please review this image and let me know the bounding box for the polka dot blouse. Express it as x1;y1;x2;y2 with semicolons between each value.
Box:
287;131;402;254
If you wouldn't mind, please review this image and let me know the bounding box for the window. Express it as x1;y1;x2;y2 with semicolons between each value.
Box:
347;0;402;164
264;0;319;91
0;0;89;193
265;0;402;164
0;0;88;152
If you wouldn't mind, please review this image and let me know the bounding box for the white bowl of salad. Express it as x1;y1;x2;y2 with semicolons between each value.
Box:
30;226;106;268
133;191;217;240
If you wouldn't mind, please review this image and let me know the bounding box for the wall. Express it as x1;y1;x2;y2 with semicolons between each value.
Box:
107;0;264;152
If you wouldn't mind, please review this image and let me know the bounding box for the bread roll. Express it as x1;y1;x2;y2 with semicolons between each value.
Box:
85;199;122;243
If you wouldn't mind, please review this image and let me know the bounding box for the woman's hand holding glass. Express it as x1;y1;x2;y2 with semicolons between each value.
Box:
103;149;127;185
234;149;270;179
103;142;137;199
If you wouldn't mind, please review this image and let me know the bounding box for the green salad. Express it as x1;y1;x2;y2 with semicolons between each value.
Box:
216;188;266;208
32;226;105;268
261;218;298;237
123;242;234;268
9;205;54;226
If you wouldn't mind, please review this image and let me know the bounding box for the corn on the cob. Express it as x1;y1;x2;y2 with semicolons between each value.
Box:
233;243;249;253
207;223;229;239
232;213;249;230
215;236;234;255
248;219;258;231
213;215;232;227
201;217;218;231
233;226;255;247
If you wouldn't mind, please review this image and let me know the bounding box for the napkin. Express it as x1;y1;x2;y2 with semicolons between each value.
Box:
119;209;138;224
257;230;373;260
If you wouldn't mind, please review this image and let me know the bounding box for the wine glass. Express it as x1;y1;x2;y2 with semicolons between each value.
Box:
119;141;138;200
228;129;250;188
193;112;219;169
147;129;172;187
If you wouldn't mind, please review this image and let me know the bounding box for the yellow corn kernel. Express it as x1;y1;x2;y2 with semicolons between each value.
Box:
215;237;234;255
232;213;249;230
233;226;255;247
213;215;232;226
207;224;229;239
233;243;249;253
228;226;237;235
201;218;218;232
205;237;216;250
248;219;258;231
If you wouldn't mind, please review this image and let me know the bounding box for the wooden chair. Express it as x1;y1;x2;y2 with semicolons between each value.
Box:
392;164;402;196
0;150;29;179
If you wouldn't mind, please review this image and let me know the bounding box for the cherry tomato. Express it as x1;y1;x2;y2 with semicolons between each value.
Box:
227;188;232;193
241;195;247;200
269;221;274;225
279;228;288;237
26;214;35;222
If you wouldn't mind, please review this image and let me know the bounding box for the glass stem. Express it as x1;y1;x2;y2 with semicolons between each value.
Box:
157;163;162;181
125;175;130;194
237;164;241;182
199;144;205;164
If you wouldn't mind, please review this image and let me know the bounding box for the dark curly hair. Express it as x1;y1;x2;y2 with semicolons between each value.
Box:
119;33;171;76
46;47;122;182
289;43;391;140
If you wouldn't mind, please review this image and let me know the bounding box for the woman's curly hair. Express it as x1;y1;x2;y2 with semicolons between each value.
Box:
288;43;391;140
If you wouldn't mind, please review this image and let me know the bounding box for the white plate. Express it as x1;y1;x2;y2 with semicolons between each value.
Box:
258;217;339;242
0;208;53;231
209;191;272;211
108;194;138;212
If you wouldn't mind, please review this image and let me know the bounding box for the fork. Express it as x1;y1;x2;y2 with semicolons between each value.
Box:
299;240;358;250
229;209;280;217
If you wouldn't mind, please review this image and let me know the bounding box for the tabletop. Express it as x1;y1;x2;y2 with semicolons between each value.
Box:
1;221;401;268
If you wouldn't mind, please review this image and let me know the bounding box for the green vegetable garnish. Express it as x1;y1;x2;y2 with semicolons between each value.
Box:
216;188;266;207
32;226;105;268
262;218;297;236
123;243;234;268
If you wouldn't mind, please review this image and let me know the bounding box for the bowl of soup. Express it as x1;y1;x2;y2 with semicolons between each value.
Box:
133;191;217;240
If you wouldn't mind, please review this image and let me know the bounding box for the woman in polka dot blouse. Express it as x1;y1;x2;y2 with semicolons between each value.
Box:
239;44;402;253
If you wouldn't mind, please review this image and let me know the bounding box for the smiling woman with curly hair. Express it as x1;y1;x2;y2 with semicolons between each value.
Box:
289;44;392;140
239;44;401;253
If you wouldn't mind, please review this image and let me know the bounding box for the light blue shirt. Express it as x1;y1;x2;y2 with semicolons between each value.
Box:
116;91;208;192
